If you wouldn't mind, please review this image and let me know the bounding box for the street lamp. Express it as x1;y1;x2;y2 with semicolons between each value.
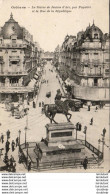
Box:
24;95;29;148
102;128;106;160
26;142;29;167
84;126;87;145
98;139;101;162
24;127;28;148
76;123;78;140
18;130;21;151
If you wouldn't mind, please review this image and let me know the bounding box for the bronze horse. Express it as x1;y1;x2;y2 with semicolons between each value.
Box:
44;100;72;123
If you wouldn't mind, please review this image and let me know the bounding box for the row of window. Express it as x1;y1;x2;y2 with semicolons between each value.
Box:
0;39;17;44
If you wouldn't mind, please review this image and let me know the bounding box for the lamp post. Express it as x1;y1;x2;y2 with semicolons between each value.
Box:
18;130;21;151
98;139;101;161
76;122;79;140
26;142;29;167
76;123;78;140
84;126;87;145
102;128;106;160
24;93;29;148
24;127;28;148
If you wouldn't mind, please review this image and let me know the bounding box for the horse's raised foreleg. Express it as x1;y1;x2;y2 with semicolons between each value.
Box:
65;113;72;122
65;114;70;122
51;113;58;124
68;113;72;120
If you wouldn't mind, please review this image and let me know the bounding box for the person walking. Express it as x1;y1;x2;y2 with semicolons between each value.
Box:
90;117;93;125
95;106;98;112
33;100;36;108
6;130;10;140
83;156;88;170
11;140;15;152
28;161;31;171
88;105;90;111
39;102;41;107
42;101;44;107
79;123;82;131
5;140;10;153
16;137;19;147
1;134;4;144
3;153;9;165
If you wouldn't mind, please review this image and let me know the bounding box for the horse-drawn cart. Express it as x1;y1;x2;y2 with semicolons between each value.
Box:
46;92;51;98
14;108;27;119
67;99;83;111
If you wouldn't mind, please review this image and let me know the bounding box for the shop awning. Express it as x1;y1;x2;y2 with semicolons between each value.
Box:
0;86;34;93
33;74;39;80
28;79;37;88
65;78;75;86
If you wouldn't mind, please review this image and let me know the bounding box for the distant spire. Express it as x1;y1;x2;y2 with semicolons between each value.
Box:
93;19;94;25
10;13;13;19
89;23;90;27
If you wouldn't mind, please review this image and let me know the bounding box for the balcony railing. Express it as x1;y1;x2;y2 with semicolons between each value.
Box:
0;71;27;75
0;43;28;48
76;71;103;77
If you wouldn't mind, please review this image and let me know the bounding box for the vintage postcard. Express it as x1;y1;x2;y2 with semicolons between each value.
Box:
0;0;109;173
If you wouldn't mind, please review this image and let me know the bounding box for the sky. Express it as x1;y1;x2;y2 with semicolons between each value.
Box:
0;0;109;52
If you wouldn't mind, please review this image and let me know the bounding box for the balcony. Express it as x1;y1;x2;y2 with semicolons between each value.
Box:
76;71;103;77
0;71;28;76
0;43;28;49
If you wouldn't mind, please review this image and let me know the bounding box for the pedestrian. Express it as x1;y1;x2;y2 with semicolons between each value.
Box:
95;106;98;112
90;117;93;125
11;140;15;152
39;102;41;107
76;122;79;131
1;134;4;144
88;105;90;111
5;140;10;153
6;130;10;139
12;161;16;172
16;137;19;147
9;155;15;172
79;123;82;131
83;156;88;170
33;100;36;108
11;107;14;116
42;101;44;107
10;155;14;164
28;161;31;171
3;153;9;165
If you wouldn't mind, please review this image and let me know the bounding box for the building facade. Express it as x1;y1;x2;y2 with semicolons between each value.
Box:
54;22;110;102
0;13;41;102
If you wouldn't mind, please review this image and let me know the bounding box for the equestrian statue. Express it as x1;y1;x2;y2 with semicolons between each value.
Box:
44;89;72;124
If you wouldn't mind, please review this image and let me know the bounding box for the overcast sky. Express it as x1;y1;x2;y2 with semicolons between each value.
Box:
0;0;109;52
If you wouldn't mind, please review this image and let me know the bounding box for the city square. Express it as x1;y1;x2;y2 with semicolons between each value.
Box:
0;13;109;172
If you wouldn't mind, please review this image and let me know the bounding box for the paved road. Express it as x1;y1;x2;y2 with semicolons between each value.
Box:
0;61;109;172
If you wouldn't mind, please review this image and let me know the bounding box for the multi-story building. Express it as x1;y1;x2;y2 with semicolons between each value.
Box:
0;13;41;102
55;22;110;103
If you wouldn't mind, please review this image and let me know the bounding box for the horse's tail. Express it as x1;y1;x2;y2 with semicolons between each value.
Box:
44;105;49;117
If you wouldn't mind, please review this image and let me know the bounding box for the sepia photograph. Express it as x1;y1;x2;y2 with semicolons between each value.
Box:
0;0;109;173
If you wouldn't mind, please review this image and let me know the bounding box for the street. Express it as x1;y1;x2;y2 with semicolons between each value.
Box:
0;61;109;172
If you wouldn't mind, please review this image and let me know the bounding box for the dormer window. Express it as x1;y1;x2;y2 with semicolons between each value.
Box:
12;39;16;44
94;33;98;39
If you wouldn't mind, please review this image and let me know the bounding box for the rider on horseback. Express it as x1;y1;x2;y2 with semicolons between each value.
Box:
55;89;65;110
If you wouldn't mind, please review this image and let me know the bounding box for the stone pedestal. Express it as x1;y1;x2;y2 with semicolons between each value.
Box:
34;122;85;162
